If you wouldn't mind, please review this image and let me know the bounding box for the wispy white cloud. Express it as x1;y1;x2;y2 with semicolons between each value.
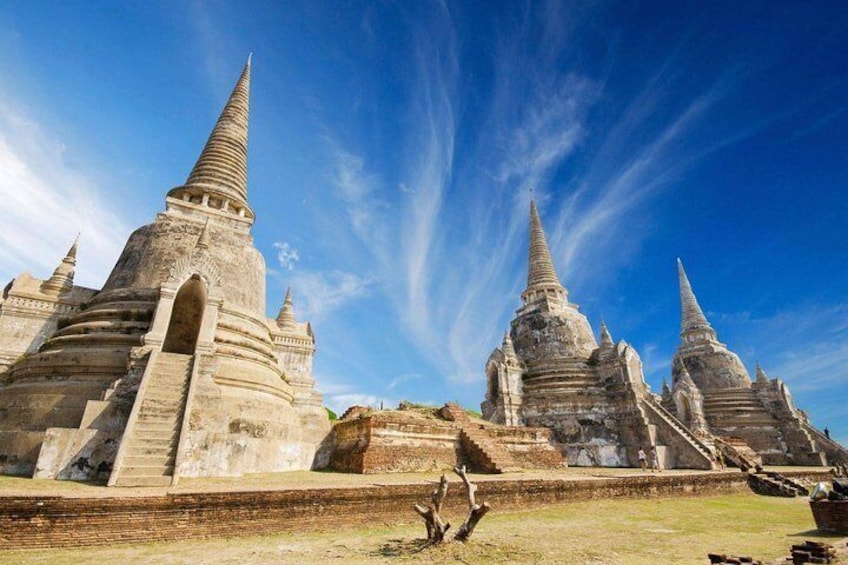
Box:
291;269;376;322
713;303;848;394
640;342;673;383
317;377;396;415
790;106;845;140
550;85;726;292
394;5;458;353
387;373;422;391
328;147;387;249
273;241;300;270
0;97;129;289
495;75;599;188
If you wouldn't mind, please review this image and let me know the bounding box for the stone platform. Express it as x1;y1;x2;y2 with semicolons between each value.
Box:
0;467;831;550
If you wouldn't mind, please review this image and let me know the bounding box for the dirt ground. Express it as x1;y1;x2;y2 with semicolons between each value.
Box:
2;492;845;565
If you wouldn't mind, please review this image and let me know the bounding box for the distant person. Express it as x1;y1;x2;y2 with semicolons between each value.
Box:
824;427;830;440
715;449;725;471
650;446;661;473
638;447;647;471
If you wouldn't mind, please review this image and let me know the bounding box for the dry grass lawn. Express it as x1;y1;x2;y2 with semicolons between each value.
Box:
2;492;845;565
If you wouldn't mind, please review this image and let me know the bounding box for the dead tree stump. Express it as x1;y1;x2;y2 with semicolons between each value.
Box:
414;473;450;543
414;465;491;544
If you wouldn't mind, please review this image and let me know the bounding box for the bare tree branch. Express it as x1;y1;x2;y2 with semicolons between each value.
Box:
414;467;491;544
453;465;491;543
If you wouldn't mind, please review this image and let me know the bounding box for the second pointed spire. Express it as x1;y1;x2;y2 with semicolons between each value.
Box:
677;258;713;335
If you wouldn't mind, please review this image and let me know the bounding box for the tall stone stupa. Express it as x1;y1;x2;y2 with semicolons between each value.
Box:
0;57;329;486
665;260;846;465
482;198;716;469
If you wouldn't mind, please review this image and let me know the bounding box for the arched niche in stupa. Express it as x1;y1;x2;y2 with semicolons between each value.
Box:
162;275;206;355
677;394;693;428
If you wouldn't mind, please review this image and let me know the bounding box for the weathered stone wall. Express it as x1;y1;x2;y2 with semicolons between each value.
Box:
521;392;627;467
329;410;565;474
0;470;832;549
0;274;96;372
0;287;156;476
511;306;597;365
178;360;310;477
674;346;751;391
102;215;267;317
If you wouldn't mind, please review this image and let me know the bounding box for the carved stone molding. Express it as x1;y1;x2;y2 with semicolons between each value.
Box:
167;251;222;289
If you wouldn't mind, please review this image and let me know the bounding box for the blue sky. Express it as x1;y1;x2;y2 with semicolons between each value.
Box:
0;2;846;443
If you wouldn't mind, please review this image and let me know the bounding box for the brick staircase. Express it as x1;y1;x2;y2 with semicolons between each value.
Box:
747;471;809;497
440;403;520;474
110;352;193;487
714;437;762;470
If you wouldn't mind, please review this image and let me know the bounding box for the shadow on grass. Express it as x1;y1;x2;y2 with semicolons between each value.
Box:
371;538;431;558
787;529;846;538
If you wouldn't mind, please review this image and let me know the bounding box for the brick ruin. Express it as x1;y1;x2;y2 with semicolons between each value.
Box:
0;58;329;486
327;402;563;473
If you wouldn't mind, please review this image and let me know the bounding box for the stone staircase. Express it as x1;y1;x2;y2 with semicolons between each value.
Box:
641;399;716;468
111;352;193;487
702;388;780;427
803;422;848;464
440;403;520;474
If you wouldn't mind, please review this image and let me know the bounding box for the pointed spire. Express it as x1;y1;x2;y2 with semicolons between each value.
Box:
66;232;80;261
196;218;211;250
599;321;614;349
755;362;769;383
169;56;252;212
276;286;297;330
662;378;671;395
502;331;517;359
521;195;569;307
527;198;562;289
677;258;716;341
41;234;79;295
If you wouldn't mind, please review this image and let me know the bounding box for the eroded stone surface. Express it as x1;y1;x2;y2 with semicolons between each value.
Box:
669;261;847;466
483;201;715;470
0;59;329;485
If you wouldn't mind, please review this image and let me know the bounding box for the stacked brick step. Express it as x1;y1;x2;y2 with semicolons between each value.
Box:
746;471;807;498
440;403;521;474
716;438;762;471
763;471;808;495
459;427;522;473
788;541;837;564
112;352;193;487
